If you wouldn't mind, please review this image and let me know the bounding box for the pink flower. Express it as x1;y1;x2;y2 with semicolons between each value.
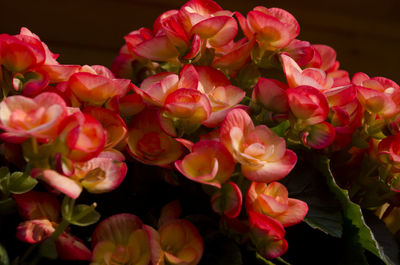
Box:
91;214;151;265
127;108;185;167
180;0;238;48
83;107;128;149
0;92;67;142
220;109;297;182
353;72;400;118
148;219;203;265
248;211;288;259
236;6;299;50
246;182;308;227
164;88;212;124
252;77;289;113
211;181;242;218
67;66;130;106
57;111;106;162
73;150;127;194
175;140;235;188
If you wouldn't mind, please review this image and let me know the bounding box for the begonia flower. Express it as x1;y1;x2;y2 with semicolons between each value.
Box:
91;214;151;265
175;140;235;187
211;181;242;218
83;107;128;149
248;211;288;259
148;219;203;265
127;108;185;167
246;182;308;227
179;0;238;48
353;72;400;118
67;67;130;106
220;109;297;182
252;77;289;114
57;111;106;162
0;92;67;142
236;6;299;51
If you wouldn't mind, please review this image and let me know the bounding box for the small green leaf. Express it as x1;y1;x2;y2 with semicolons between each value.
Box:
69;204;100;227
38;238;57;259
0;243;9;265
271;120;290;138
61;196;75;220
8;172;37;194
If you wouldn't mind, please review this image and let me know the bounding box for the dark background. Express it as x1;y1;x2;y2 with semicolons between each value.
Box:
0;0;399;83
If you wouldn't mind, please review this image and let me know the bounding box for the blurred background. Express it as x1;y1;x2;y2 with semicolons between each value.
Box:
1;0;399;82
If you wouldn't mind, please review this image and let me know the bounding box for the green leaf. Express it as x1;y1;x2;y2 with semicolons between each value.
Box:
280;160;343;238
271;120;290;138
61;196;75;220
0;243;9;265
363;211;400;265
317;156;397;265
199;232;242;265
7;172;37;194
68;204;100;227
38;238;57;259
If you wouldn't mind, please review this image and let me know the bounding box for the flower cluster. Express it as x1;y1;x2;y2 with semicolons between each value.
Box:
1;0;400;264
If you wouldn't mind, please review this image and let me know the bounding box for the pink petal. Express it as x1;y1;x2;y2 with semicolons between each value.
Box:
13;191;60;221
301;121;335;149
56;232;91;260
242;149;297;182
159;200;182;227
133;35;179;61
40;169;82;199
16;219;54;243
179;65;199;90
313;44;337;72
276;198;308;227
211;181;242;218
38;64;80;83
252;78;288;113
91;213;144;247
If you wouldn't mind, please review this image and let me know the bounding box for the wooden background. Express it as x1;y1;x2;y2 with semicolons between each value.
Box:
1;0;399;83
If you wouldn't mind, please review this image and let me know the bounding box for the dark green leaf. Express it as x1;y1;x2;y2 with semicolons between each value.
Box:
7;172;37;194
317;156;396;265
271;120;290;138
280;160;343;238
0;243;9;265
69;204;100;227
199;232;242;265
363;211;400;265
38;238;57;259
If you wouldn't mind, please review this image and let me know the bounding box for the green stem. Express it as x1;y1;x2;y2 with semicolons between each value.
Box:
31;138;38;156
50;218;70;241
276;257;292;265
